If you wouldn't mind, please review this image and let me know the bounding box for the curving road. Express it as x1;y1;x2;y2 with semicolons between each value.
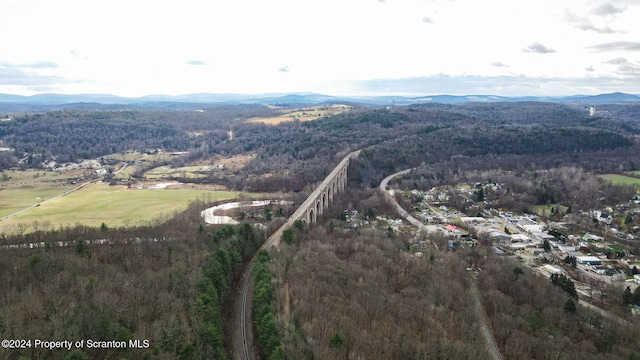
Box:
380;168;502;360
380;169;440;249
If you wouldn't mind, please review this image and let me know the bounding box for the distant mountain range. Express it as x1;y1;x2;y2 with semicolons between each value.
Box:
0;91;639;108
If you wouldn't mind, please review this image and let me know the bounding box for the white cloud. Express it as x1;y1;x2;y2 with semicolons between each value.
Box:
523;42;556;54
590;2;626;16
587;41;640;52
563;9;619;33
1;0;639;96
603;57;629;64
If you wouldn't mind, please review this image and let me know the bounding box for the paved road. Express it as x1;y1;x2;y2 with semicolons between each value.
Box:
380;168;502;359
380;169;440;249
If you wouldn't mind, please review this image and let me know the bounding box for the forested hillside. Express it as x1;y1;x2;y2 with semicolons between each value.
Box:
0;202;267;360
2;102;638;193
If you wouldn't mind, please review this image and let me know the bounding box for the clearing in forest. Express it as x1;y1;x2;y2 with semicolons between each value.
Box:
248;104;351;125
599;174;640;190
0;182;243;234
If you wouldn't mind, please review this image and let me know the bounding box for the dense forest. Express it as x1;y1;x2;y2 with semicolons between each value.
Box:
1;101;640;359
2;102;638;193
477;252;640;359
0;201;271;360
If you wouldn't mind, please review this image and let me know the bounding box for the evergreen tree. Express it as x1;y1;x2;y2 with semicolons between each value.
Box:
330;332;345;348
623;286;632;305
281;228;296;245
632;286;640;306
564;298;577;314
528;310;544;335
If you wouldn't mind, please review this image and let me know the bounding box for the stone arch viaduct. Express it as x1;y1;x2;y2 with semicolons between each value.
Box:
237;150;359;360
264;150;359;248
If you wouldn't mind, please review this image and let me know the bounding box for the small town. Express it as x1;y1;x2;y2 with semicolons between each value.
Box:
395;181;640;316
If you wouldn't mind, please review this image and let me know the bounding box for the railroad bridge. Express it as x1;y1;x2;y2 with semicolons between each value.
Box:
265;150;358;247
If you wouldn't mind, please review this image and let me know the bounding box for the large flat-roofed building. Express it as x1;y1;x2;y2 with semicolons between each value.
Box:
577;256;601;265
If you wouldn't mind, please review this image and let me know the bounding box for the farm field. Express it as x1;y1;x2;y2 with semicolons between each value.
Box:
0;170;77;217
599;174;640;189
0;183;76;218
248;104;350;125
0;183;243;234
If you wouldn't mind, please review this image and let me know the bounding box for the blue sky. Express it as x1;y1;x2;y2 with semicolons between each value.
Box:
1;0;639;97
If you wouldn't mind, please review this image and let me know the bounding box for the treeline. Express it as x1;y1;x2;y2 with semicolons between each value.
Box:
388;165;638;212
252;249;284;359
0;202;266;359
208;103;638;192
354;126;637;188
0;106;276;170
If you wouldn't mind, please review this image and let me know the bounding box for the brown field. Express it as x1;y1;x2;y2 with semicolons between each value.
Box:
212;152;256;171
143;152;256;180
249;104;351;125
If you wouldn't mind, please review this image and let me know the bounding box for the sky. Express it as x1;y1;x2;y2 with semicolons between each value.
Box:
1;0;639;97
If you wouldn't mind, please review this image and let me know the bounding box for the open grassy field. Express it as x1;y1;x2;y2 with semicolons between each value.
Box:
0;169;69;183
599;174;640;190
0;170;77;217
102;151;174;163
249;104;351;125
143;153;256;180
0;183;243;234
533;204;569;217
0;184;76;218
113;164;139;179
608;244;627;252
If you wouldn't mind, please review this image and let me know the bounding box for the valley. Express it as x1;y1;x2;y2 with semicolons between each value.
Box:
1;100;640;359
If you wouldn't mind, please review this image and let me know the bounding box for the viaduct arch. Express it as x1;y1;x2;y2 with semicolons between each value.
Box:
264;150;358;248
236;150;359;360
